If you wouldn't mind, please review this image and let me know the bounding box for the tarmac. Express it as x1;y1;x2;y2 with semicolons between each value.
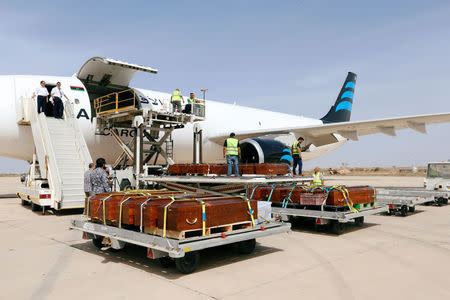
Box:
1;176;449;300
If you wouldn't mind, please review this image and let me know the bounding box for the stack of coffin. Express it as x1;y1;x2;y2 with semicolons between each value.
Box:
85;191;258;239
168;163;290;176
249;185;376;208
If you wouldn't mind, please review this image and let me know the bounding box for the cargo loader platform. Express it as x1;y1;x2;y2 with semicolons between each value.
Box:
70;219;290;274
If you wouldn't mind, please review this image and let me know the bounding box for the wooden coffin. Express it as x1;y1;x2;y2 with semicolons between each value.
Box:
239;164;256;175
86;191;185;224
326;186;375;206
137;193;220;228
250;185;375;207
121;192;197;226
250;186;326;205
254;163;290;175
154;197;258;237
209;164;227;174
168;163;290;176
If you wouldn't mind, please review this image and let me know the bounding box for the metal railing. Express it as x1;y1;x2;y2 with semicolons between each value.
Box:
29;98;63;203
64;102;92;169
94;88;136;116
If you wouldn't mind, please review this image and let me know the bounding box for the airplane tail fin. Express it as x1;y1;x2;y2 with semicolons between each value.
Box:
320;72;357;123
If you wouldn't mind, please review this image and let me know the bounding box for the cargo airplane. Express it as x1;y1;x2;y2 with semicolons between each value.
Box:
2;57;450;167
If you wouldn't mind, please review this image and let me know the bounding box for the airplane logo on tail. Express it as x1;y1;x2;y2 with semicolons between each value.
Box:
335;81;355;112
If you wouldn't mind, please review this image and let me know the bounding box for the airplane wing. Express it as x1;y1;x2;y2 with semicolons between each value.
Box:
210;112;450;146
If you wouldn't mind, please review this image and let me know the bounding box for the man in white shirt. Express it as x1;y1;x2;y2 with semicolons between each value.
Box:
31;80;49;114
51;82;70;119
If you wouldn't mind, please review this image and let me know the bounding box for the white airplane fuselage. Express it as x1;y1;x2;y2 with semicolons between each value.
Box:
0;75;346;165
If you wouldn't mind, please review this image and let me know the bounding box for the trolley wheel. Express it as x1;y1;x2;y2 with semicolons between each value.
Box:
159;257;174;268
444;198;449;205
21;198;29;206
31;202;39;212
330;220;345;235
400;205;408;216
92;237;104;249
408;206;415;213
436;197;444;206
175;251;200;274
354;216;364;227
236;238;256;254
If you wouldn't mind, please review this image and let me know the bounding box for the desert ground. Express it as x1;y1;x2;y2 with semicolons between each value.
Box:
1;176;449;300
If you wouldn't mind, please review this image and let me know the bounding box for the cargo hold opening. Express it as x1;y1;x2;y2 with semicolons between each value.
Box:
81;83;135;119
76;57;158;119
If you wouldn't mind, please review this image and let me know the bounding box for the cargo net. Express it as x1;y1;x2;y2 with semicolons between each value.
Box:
85;190;257;239
249;185;377;212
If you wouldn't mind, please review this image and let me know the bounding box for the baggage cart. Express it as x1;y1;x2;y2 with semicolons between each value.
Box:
271;205;388;235
70;218;290;274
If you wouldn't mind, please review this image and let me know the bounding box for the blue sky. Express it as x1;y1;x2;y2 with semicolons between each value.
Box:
1;0;450;172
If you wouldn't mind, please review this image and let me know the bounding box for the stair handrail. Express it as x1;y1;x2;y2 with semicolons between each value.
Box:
64;102;92;168
29;98;63;202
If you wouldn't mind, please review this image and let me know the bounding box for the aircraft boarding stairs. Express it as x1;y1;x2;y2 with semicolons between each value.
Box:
17;98;92;210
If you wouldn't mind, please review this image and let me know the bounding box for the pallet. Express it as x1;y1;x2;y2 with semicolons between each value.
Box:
144;221;253;239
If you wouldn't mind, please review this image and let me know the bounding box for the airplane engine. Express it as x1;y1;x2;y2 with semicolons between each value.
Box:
240;138;291;164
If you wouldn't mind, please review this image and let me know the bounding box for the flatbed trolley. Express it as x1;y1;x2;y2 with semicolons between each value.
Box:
376;189;449;214
272;205;388;235
70;219;290;274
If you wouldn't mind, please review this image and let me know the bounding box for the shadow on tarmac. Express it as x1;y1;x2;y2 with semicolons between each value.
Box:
288;216;379;236
71;240;282;279
378;209;426;217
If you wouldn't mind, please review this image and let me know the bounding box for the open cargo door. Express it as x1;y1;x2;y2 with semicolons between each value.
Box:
77;57;158;88
77;57;158;117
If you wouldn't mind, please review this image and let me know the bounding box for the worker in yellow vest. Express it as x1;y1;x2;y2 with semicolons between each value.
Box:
223;133;241;176
171;88;184;113
183;92;196;114
311;167;324;186
292;137;304;176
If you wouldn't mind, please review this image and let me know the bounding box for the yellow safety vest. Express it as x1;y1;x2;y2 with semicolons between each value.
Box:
226;138;239;156
312;172;323;186
171;90;182;102
292;141;301;155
